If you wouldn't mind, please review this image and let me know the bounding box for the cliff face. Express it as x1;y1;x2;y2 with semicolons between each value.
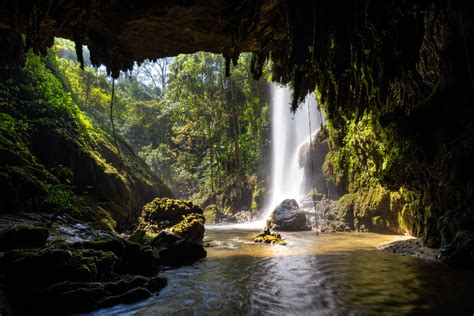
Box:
0;53;172;229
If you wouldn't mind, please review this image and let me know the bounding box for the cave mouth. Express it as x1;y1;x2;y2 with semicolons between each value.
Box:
1;0;474;314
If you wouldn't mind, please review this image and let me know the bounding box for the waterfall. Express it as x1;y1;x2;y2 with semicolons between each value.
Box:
261;84;321;220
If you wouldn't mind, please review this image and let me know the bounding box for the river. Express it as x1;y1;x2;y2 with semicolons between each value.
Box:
94;228;474;315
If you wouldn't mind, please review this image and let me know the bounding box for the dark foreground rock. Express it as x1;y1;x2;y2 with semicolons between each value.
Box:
267;199;310;231
150;231;207;267
0;224;49;251
1;236;166;314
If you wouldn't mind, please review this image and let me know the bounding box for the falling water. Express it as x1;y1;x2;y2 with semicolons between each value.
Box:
209;84;322;229
261;84;321;220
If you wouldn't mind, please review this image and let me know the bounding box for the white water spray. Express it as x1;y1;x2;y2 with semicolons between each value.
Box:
260;84;321;220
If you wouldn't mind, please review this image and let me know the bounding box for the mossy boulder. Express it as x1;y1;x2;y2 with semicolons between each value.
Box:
135;198;205;244
254;228;287;245
167;213;205;244
0;224;49;250
330;185;413;233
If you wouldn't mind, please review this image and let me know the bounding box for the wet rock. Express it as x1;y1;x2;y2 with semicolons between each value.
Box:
39;275;167;314
0;224;49;250
254;227;287;245
71;237;160;276
268;199;310;231
150;231;207;267
1;236;164;314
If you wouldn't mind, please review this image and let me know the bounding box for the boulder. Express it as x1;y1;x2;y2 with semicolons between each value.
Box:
150;231;207;267
0;224;49;250
267;199;310;231
135;198;205;244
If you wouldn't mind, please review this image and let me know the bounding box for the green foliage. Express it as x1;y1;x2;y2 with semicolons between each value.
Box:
0;113;30;151
50;39;271;201
42;183;80;214
24;52;94;136
50;165;73;184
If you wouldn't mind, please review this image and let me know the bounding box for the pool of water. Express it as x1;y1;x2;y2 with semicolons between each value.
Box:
94;228;474;315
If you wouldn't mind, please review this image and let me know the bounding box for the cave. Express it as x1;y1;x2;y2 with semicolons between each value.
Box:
0;0;474;314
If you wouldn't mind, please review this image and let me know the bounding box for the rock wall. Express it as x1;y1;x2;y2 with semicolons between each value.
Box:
0;53;172;229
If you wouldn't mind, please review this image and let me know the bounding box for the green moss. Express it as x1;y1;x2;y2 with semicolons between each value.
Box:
134;198;205;244
138;198;203;233
254;229;287;245
167;213;205;244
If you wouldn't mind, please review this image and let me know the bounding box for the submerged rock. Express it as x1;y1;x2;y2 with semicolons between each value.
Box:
268;199;310;231
254;228;287;245
0;224;49;250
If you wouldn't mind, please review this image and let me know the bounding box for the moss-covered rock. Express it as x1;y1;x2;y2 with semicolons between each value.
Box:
0;224;49;250
167;213;205;244
135;198;205;244
328;186;418;234
254;228;287;245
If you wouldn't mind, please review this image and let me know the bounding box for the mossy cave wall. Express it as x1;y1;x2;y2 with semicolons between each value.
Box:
0;52;172;229
0;0;473;266
277;0;474;267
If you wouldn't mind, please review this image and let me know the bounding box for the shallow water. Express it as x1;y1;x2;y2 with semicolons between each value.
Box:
94;229;474;315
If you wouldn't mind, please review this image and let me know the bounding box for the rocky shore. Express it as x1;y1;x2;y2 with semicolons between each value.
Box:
0;198;207;314
378;236;440;262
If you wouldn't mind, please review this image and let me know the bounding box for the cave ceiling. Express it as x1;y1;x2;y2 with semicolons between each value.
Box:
0;0;284;77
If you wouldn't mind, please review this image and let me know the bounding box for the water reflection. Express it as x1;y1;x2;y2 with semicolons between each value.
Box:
94;231;474;315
